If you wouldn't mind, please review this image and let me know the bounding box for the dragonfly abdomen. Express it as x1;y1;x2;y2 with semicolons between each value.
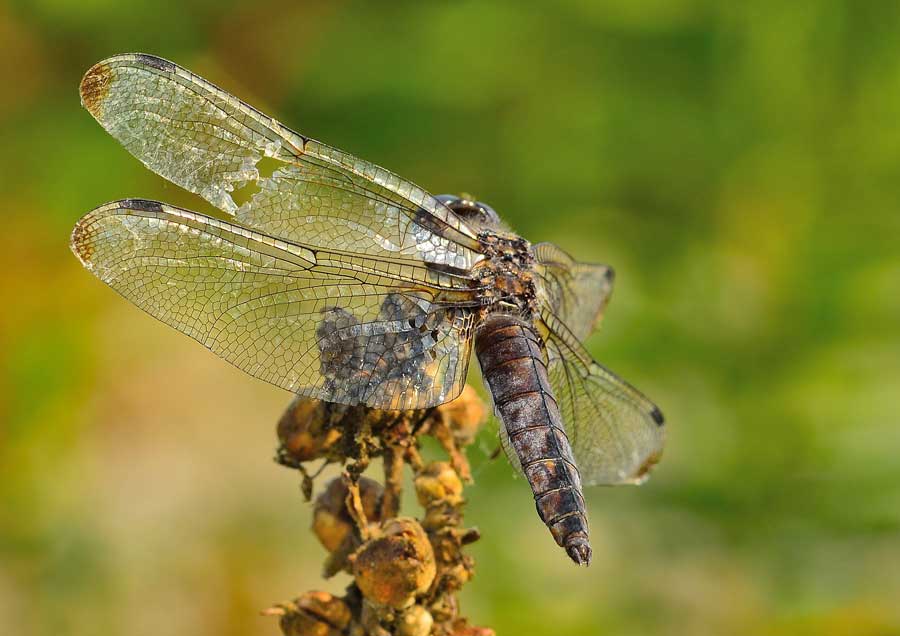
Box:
475;315;591;565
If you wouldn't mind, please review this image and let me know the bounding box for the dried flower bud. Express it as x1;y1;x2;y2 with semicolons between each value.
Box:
313;477;383;552
351;517;436;609
273;591;350;636
396;605;434;636
437;385;487;446
449;620;496;636
297;591;352;630
415;461;463;508
277;397;342;463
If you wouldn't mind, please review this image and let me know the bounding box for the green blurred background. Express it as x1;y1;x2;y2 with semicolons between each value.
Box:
2;1;899;635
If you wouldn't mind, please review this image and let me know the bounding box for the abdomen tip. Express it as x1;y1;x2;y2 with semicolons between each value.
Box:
565;538;592;566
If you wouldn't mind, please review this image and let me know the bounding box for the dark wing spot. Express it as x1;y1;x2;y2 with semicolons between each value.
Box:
650;406;665;426
120;199;164;213
134;54;177;73
604;267;616;284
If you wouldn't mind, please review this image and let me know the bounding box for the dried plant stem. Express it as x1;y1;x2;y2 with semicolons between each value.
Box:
381;447;404;520
268;386;494;636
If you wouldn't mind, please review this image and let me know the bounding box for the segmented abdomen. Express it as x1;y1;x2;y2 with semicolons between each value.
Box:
475;314;592;565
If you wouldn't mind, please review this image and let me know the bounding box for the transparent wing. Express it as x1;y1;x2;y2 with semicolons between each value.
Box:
497;420;522;475
71;199;477;410
538;311;665;486
79;53;483;270
533;242;614;342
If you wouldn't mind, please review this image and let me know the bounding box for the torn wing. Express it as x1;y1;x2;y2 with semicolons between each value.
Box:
538;311;665;486
71;199;478;410
79;53;482;270
533;242;614;342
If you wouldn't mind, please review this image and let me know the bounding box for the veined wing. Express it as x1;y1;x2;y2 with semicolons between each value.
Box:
533;242;613;342
538;311;665;486
79;53;482;270
71;199;478;410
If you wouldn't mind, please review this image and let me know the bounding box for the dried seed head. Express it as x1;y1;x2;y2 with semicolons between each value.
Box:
275;591;350;636
395;605;434;636
351;517;436;609
313;477;383;552
277;397;342;462
415;461;463;508
297;591;352;630
437;385;487;446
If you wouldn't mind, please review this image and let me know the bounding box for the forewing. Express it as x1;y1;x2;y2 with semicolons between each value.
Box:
79;53;482;270
533;242;614;342
71;199;475;410
538;312;665;486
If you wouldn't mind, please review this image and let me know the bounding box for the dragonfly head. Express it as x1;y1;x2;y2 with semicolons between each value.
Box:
436;194;502;232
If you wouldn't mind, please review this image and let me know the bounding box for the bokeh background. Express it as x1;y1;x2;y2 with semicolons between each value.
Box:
2;1;900;635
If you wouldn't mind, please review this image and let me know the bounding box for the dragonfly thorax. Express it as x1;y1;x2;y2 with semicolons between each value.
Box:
475;231;538;320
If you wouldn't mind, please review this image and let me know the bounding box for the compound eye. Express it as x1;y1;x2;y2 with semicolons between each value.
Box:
435;194;462;207
475;201;500;224
435;195;499;226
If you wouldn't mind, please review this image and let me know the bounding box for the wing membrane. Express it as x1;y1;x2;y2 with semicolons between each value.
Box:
533;242;614;342
79;53;482;270
538;311;665;486
71;199;476;410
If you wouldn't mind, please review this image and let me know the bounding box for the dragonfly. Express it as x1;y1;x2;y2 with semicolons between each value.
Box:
71;54;665;566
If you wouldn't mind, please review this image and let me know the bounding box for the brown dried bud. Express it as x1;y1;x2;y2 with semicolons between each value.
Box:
297;591;352;630
437;385;487;446
277;397;342;463
395;605;434;636
313;477;383;552
273;591;351;636
351;517;436;609
449;620;496;636
415;461;463;508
